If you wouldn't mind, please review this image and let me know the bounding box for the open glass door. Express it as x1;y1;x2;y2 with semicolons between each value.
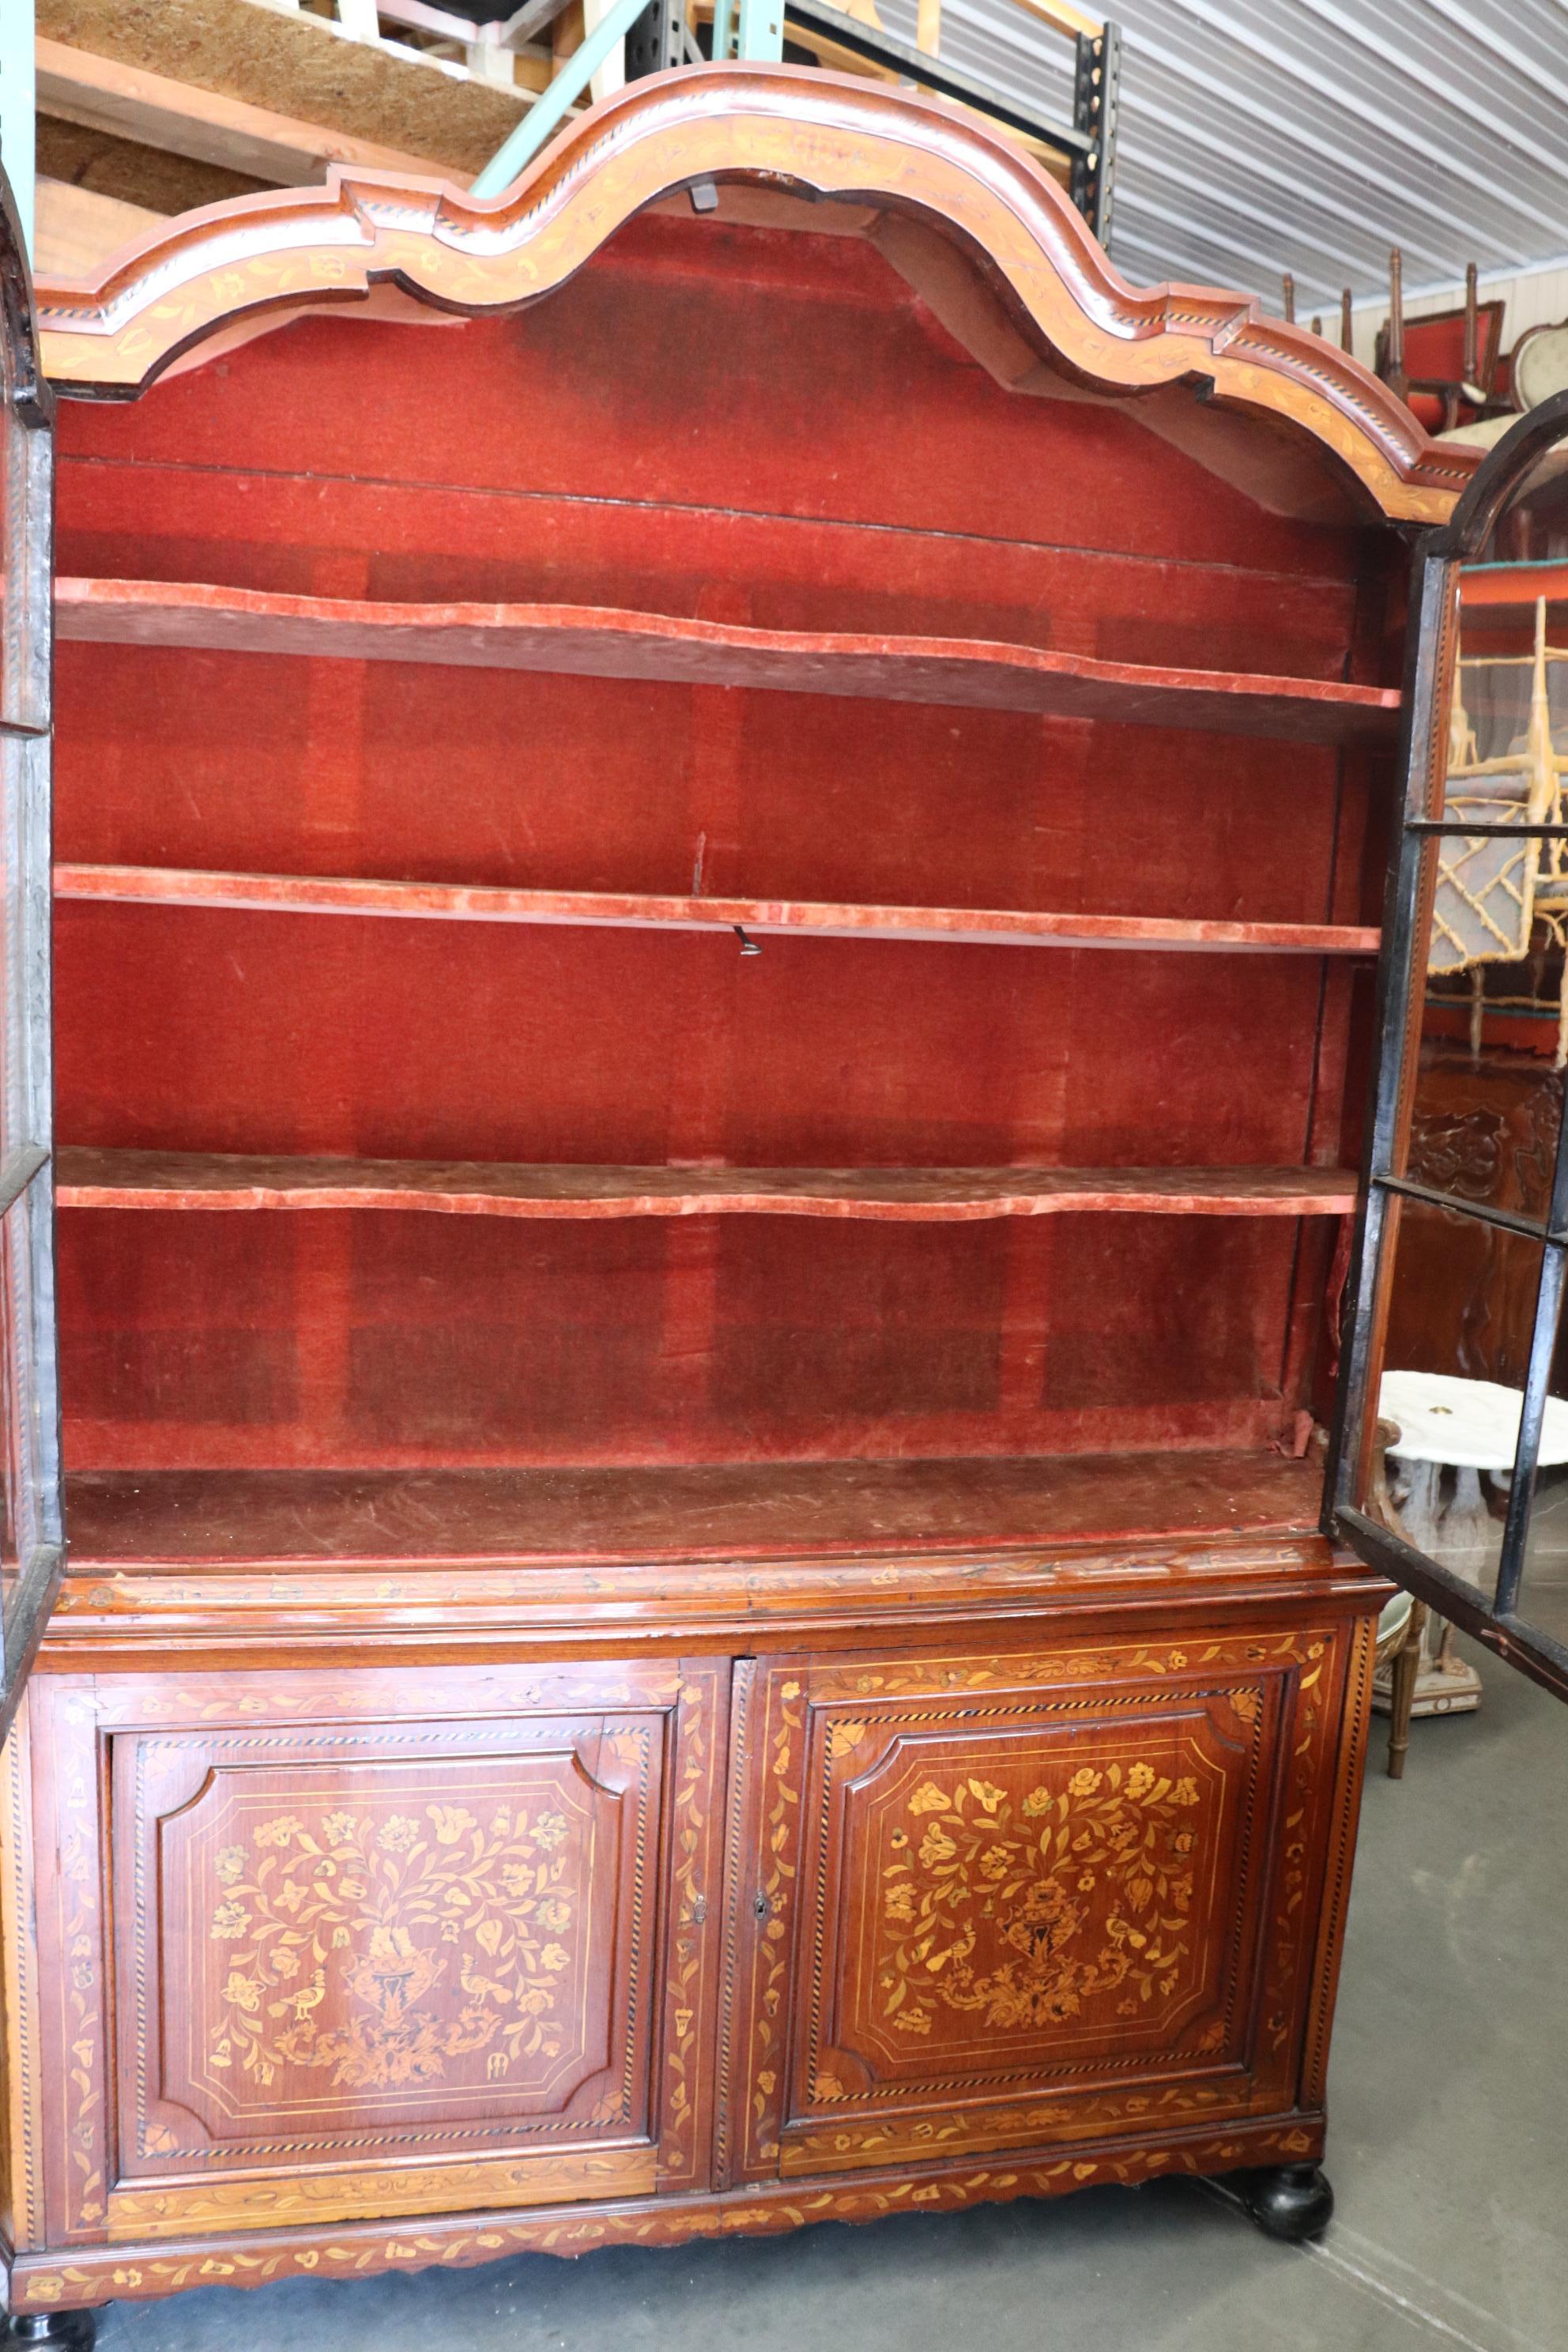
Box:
0;164;64;1740
1332;391;1568;1704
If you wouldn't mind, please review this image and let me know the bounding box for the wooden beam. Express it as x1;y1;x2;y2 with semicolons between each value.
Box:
35;36;459;185
34;175;164;278
1008;0;1101;40
378;0;511;38
1386;244;1406;397
37;0;552;166
497;0;583;43
582;0;628;104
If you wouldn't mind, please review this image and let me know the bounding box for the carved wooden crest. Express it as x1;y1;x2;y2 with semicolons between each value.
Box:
36;66;1472;526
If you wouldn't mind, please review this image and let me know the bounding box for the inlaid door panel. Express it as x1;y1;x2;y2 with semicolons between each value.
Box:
122;1719;654;2155
18;1659;727;2243
716;1626;1357;2184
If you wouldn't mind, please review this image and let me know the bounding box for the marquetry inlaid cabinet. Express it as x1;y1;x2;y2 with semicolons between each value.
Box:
0;60;1539;2341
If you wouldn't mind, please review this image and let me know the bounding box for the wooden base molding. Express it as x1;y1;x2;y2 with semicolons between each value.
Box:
9;2113;1325;2312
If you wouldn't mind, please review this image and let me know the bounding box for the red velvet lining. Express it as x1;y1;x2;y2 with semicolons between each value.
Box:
51;209;1396;1478
53;645;1349;915
58;1209;1299;1468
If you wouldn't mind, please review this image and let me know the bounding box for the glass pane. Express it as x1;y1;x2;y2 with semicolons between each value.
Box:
1432;575;1568;1029
1507;1253;1568;1656
0;177;59;1723
1416;444;1568;1227
0;315;46;735
1517;1479;1568;1652
0;1234;17;1664
0;1174;59;1683
1407;856;1564;1226
0;724;49;1162
1366;1197;1545;1589
1344;413;1568;1691
0;311;19;725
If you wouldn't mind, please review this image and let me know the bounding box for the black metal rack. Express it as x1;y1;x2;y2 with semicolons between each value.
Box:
627;3;1121;241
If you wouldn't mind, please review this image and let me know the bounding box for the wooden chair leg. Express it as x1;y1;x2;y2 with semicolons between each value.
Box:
1387;1599;1427;1779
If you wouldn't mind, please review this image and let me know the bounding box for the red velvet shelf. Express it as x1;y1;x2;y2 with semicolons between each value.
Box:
52;865;1382;957
54;1148;1360;1220
61;1449;1325;1570
53;576;1404;745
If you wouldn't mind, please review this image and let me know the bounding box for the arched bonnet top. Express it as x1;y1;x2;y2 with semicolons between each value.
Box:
33;62;1475;528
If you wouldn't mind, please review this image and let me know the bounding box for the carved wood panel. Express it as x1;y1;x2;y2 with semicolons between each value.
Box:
717;1629;1349;2180
1393;1048;1564;1387
19;1659;727;2242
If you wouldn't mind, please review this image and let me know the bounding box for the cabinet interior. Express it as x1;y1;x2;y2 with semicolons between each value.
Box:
49;206;1404;1566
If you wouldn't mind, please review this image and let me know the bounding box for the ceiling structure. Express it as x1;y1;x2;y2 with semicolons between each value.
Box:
23;0;1568;311
867;0;1568;308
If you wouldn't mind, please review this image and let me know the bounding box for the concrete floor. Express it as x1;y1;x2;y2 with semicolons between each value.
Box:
96;1639;1566;2352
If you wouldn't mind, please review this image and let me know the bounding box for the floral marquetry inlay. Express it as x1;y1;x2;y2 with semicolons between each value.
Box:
876;1759;1208;2044
123;1720;665;2169
204;1797;583;2095
797;1683;1272;2130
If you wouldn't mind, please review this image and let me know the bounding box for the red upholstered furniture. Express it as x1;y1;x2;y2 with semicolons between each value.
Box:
1378;296;1506;433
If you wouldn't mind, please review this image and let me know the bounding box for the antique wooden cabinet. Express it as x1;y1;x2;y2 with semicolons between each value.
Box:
0;63;1498;2339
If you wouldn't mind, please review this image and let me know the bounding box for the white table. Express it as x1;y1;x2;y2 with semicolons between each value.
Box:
1375;1370;1568;1718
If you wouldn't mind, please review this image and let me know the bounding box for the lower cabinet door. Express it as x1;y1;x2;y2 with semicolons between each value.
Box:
715;1623;1366;2184
18;1658;727;2244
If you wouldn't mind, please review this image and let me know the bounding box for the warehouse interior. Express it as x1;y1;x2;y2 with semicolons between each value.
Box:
0;9;1564;2352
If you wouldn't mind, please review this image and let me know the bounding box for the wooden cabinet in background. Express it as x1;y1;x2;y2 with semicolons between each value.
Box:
1391;1046;1564;1389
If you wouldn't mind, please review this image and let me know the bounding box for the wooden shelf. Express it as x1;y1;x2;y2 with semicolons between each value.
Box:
53;865;1382;957
54;1149;1360;1220
61;1449;1325;1569
53;577;1404;746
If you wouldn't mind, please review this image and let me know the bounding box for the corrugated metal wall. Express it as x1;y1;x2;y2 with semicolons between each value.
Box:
876;0;1568;307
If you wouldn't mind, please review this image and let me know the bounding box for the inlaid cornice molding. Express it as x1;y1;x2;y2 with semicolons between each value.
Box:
35;63;1474;522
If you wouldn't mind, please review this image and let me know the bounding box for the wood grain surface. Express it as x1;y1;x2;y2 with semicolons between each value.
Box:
60;1449;1327;1566
53;866;1383;955
55;1148;1361;1220
53;579;1404;744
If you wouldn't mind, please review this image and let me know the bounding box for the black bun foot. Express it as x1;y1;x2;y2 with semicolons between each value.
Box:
1238;2161;1334;2243
4;2312;99;2348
